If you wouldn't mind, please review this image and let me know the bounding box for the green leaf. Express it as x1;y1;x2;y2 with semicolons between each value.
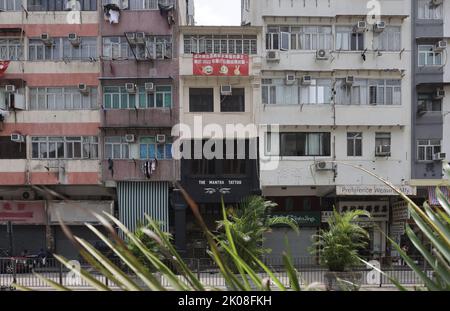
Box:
436;187;450;217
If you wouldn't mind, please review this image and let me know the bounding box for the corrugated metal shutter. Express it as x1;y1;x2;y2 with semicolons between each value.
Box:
117;182;169;233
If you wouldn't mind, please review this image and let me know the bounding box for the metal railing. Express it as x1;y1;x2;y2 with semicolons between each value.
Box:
0;256;431;290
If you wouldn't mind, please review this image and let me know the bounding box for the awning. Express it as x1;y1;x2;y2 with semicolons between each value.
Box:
428;186;450;206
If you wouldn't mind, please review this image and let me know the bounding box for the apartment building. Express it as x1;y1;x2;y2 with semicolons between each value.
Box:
175;25;262;256
242;0;414;259
0;0;194;259
410;0;450;205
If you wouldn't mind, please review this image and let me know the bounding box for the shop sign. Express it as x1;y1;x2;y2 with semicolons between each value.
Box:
49;201;114;224
199;179;243;195
193;53;249;76
336;185;416;196
392;201;410;221
0;201;46;224
337;201;389;221
273;212;321;227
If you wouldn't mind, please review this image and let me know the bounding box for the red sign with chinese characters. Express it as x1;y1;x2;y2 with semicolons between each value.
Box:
0;201;46;224
193;53;249;76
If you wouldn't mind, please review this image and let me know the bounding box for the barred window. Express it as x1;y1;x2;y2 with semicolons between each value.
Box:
0;38;23;60
29;37;98;61
29;87;98;110
103;85;172;109
31;136;98;159
184;34;257;55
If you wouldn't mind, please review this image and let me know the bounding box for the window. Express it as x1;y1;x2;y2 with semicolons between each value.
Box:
103;85;172;109
31;136;98;159
418;45;442;66
29;87;98;110
336;26;364;51
375;132;391;155
300;79;332;104
336;79;401;105
417;139;441;162
375;26;401;51
220;88;245;112
102;37;132;59
417;93;442;113
189;88;214;112
0;38;23;60
27;0;97;11
128;0;172;10
347;132;363;157
261;79;277;105
139;136;173;160
0;0;22;10
184;34;257;55
104;137;129;159
418;0;443;19
280;132;331;157
29;37;98;61
243;0;250;11
0;136;26;159
103;36;172;60
266;25;332;51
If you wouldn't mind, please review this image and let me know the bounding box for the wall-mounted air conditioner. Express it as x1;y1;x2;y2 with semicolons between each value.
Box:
220;85;232;96
434;40;447;52
354;21;367;33
434;89;445;99
345;76;355;86
135;32;146;45
126;32;136;44
316;49;329;60
11;133;24;143
78;83;89;95
125;134;135;143
315;161;333;171
125;83;136;93
266;51;280;62
156;134;166;144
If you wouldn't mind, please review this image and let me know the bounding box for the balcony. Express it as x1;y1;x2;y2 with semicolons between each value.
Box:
100;108;177;128
101;159;180;182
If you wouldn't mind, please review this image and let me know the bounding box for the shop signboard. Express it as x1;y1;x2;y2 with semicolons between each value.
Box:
193;53;249;76
336;185;416;196
0;201;46;225
49;201;114;224
273;212;321;227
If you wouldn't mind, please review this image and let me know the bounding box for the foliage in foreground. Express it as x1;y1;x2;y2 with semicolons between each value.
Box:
311;209;369;272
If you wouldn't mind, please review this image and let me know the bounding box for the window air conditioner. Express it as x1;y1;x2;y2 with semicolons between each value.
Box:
266;50;280;61
434;40;447;52
78;83;89;95
135;32;146;45
156;134;166;144
125;83;136;93
40;33;53;46
145;82;155;93
285;74;296;85
11;133;24;143
5;85;15;93
345;76;355;86
434;89;445;99
220;85;232;96
376;145;391;156
433;152;446;161
68;33;81;47
125;134;135;143
354;21;367;33
302;75;312;85
373;21;386;33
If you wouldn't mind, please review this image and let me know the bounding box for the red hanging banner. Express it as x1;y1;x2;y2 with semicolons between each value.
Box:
0;60;11;76
193;53;249;76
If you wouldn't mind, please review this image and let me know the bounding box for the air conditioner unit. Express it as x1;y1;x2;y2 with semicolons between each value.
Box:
68;33;81;47
345;76;355;86
285;74;296;85
125;134;135;143
354;21;367;33
430;0;443;7
373;21;386;33
126;32;137;44
315;161;333;171
20;190;36;200
434;40;447;52
156;134;166;144
220;85;232;96
145;82;155;93
5;85;15;93
376;145;391;156
78;83;89;95
125;83;136;93
434;89;445;99
316;49;329;60
266;50;280;62
135;32;146;44
433;152;446;161
302;75;312;85
40;33;53;46
11;133;24;143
